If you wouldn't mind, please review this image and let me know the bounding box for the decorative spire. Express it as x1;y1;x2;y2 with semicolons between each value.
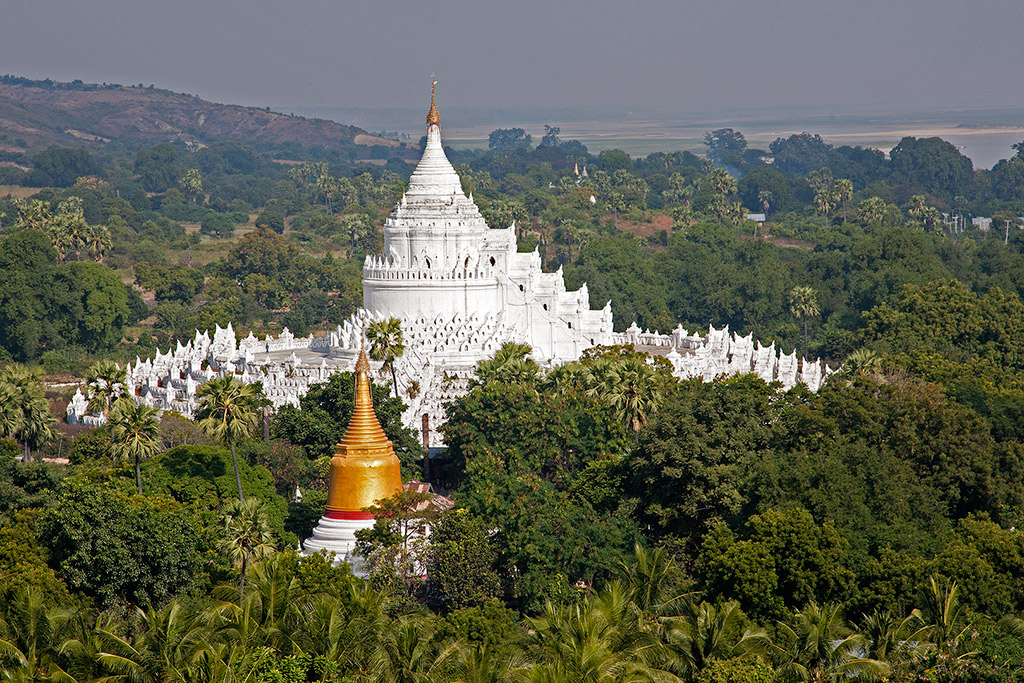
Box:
323;339;402;516
426;74;440;126
337;344;389;454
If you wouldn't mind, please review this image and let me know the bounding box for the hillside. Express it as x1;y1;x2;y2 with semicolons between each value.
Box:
0;76;400;153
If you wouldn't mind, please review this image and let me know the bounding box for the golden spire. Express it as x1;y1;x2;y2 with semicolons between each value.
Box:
426;74;440;126
324;341;403;515
336;345;391;455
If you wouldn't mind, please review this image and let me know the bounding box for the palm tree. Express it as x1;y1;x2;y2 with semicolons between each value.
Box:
833;179;853;224
858;197;887;225
1;364;55;462
372;616;451;683
772;602;890;683
614;545;691;616
789;286;820;359
839;349;884;382
51;612;114;683
52;197;89;261
367;317;406;399
203;556;311;666
446;640;528;683
601;357;665;437
82;222;112;262
298;585;388;673
528;584;676;683
474;342;540;387
0;381;24;443
196;376;261;502
95;601;212;683
663;600;767;680
859;609;931;673
86;359;125;418
814;187;836;228
108;397;162;495
0;587;72;682
217;498;276;597
919;575;971;655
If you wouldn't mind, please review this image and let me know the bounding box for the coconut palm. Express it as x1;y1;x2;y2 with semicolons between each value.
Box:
663;600;767;680
96;601;212;683
367;317;406;399
1;364;55;462
614;545;692;617
372;616;452;683
772;602;890;683
859;609;932;672
298;584;389;672
86;359;126;417
0;587;72;682
108;397;162;495
789;286;820;359
216;498;276;597
196;376;261;502
918;575;972;655
50;612;114;683
528;584;676;683
446;640;528;683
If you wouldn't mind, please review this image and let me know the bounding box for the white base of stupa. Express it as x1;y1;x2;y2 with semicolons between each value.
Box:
302;515;375;576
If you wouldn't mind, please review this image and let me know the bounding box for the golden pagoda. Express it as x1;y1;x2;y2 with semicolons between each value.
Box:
323;348;403;519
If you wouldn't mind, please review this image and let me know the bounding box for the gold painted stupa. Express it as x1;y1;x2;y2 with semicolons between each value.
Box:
323;348;402;519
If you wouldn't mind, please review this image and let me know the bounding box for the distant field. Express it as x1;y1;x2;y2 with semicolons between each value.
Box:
0;184;43;199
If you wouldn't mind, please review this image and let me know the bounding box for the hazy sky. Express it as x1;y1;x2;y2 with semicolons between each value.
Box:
3;0;1022;117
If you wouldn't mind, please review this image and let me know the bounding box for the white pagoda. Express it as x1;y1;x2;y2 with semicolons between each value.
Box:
325;82;615;442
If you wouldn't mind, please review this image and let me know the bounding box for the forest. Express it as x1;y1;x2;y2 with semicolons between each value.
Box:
1;121;1024;681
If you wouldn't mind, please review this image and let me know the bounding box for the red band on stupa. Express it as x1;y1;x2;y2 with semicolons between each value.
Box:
324;510;376;520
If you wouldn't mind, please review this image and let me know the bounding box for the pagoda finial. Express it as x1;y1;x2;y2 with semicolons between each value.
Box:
356;322;370;373
427;74;440;126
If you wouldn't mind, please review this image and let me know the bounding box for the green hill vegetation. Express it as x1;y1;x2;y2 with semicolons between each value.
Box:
2;83;1024;681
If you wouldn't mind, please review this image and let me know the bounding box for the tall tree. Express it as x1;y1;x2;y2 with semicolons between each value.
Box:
108;397;161;495
789;286;820;358
366;318;405;399
596;356;665;437
86;360;125;418
216;498;275;596
196;376;261;502
0;364;54;461
832;179;853;224
178;168;204;205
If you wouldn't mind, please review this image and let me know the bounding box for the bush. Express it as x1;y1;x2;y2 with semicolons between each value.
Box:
255;209;286;234
200;212;235;238
39;347;89;375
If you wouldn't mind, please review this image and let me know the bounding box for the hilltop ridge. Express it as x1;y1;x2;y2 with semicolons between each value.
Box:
0;75;399;153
